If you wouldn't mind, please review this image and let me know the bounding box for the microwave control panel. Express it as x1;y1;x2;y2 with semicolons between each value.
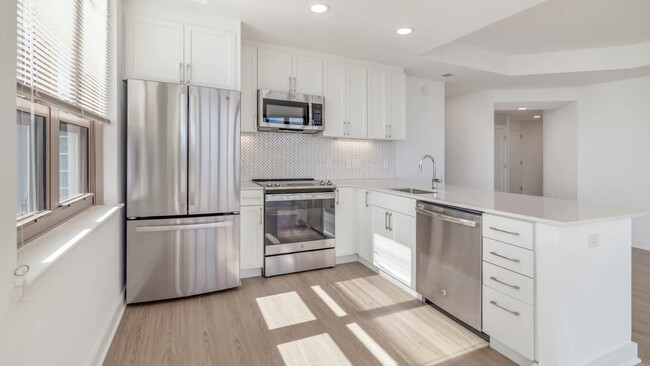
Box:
312;103;323;126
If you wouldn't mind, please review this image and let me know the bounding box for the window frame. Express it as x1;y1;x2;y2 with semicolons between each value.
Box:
16;97;102;247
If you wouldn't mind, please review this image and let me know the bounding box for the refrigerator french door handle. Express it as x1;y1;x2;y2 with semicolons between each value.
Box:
179;92;188;210
188;92;197;208
134;221;233;232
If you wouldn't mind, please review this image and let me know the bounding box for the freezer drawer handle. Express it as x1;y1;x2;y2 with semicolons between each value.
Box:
489;226;520;236
489;251;521;263
415;208;478;228
490;300;520;316
135;221;233;232
265;192;336;202
489;276;520;290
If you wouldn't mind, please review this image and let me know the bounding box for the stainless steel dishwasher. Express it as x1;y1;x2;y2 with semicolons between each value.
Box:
416;201;483;331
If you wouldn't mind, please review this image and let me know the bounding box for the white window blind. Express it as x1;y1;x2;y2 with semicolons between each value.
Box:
16;0;111;121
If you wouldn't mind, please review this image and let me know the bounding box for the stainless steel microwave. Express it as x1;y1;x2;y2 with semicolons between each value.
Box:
257;89;324;133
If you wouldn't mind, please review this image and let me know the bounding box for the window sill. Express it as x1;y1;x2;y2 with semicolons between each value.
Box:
15;204;124;287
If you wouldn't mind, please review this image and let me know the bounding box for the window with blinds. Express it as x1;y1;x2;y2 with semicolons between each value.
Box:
16;0;111;120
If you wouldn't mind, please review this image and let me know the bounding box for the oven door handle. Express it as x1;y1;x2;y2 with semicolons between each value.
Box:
265;192;336;202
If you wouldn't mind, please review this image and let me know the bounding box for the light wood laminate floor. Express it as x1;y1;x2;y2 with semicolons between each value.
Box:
105;249;650;366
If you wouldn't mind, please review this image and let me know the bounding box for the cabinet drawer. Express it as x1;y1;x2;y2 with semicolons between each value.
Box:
241;189;264;206
483;262;534;305
483;238;534;277
369;191;415;217
483;214;534;250
483;286;534;360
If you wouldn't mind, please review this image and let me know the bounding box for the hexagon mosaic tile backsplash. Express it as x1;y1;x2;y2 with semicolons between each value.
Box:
241;133;396;181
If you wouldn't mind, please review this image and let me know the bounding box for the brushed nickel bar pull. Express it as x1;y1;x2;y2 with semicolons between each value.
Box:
259;207;263;225
490;300;520;316
489;226;520;236
490;276;520;290
489;251;521;263
365;191;369;207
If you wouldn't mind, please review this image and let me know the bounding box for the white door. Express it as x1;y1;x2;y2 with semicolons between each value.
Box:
494;125;509;192
184;25;237;89
240;205;264;270
367;68;387;139
124;15;184;83
521;123;544;196
292;55;323;96
390;211;416;288
240;45;258;133
509;127;522;194
323;61;347;137
335;188;355;257
387;72;405;139
257;48;293;92
356;190;373;263
347;65;368;139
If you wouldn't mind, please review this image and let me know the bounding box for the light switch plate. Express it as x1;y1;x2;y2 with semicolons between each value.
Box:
588;233;599;248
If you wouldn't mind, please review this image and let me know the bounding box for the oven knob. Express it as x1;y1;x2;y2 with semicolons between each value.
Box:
327;180;332;185
320;181;326;185
267;182;273;187
275;182;281;187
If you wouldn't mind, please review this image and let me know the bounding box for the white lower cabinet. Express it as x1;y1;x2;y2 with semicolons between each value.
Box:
335;188;355;257
240;205;263;270
356;189;373;263
483;286;535;360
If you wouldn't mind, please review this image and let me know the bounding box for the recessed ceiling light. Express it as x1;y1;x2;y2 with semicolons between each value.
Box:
534;115;541;118
310;4;329;13
396;27;413;35
518;107;527;110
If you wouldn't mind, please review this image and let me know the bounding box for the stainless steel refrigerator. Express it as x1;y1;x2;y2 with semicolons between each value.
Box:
126;79;240;304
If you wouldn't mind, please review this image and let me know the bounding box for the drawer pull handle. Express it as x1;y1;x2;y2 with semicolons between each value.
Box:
489;251;521;263
489;226;520;236
489;276;520;290
490;300;520;316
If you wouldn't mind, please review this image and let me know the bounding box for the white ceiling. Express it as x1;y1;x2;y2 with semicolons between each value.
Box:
495;109;543;123
134;0;650;96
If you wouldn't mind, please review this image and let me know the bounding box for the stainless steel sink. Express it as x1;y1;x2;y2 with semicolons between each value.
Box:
390;188;435;194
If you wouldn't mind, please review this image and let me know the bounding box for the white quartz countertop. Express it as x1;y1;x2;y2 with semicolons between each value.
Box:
333;179;647;226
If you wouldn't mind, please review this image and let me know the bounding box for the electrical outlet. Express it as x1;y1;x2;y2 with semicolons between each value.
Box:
345;159;352;169
588;233;599;248
352;159;361;169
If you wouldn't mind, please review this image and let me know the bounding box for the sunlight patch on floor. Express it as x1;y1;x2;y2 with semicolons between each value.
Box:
256;291;316;330
371;306;488;365
333;275;412;312
347;322;398;366
277;333;352;366
311;285;347;317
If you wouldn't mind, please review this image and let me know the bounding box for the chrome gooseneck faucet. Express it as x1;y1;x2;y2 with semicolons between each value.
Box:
419;154;443;190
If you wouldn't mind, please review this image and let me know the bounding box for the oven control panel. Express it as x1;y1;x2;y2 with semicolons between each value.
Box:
312;103;323;127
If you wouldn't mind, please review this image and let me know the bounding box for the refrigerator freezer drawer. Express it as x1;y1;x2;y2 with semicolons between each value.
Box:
127;215;240;304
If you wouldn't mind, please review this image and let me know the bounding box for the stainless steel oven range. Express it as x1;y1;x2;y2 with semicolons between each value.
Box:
253;178;336;277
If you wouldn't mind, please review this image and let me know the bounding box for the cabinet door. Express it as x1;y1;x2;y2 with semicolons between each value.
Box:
347;65;368;139
124;15;184;83
323;61;346;137
335;188;355;257
387;72;405;139
356;190;373;263
257;48;293;92
240;205;264;270
367;68;387;139
390;211;416;288
292;55;323;96
371;206;392;270
241;45;258;133
184;25;237;90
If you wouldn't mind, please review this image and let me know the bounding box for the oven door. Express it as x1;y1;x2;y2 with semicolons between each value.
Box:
258;90;312;131
264;192;336;255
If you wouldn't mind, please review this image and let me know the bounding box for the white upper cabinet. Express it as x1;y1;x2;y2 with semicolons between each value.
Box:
257;48;293;92
368;68;387;139
257;48;323;95
123;11;240;90
125;15;184;84
184;25;237;89
323;61;367;138
292;55;323;95
388;72;406;139
241;45;258;133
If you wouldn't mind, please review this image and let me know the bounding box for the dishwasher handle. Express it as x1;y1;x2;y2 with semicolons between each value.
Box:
416;207;479;228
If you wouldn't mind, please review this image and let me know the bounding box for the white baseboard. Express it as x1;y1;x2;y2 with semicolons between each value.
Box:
633;237;650;251
91;289;126;366
490;338;535;366
336;254;358;264
585;342;640;366
241;268;262;279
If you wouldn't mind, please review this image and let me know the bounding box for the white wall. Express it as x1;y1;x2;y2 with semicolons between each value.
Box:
543;102;577;199
445;90;494;190
0;0;127;364
577;76;650;250
395;77;445;183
